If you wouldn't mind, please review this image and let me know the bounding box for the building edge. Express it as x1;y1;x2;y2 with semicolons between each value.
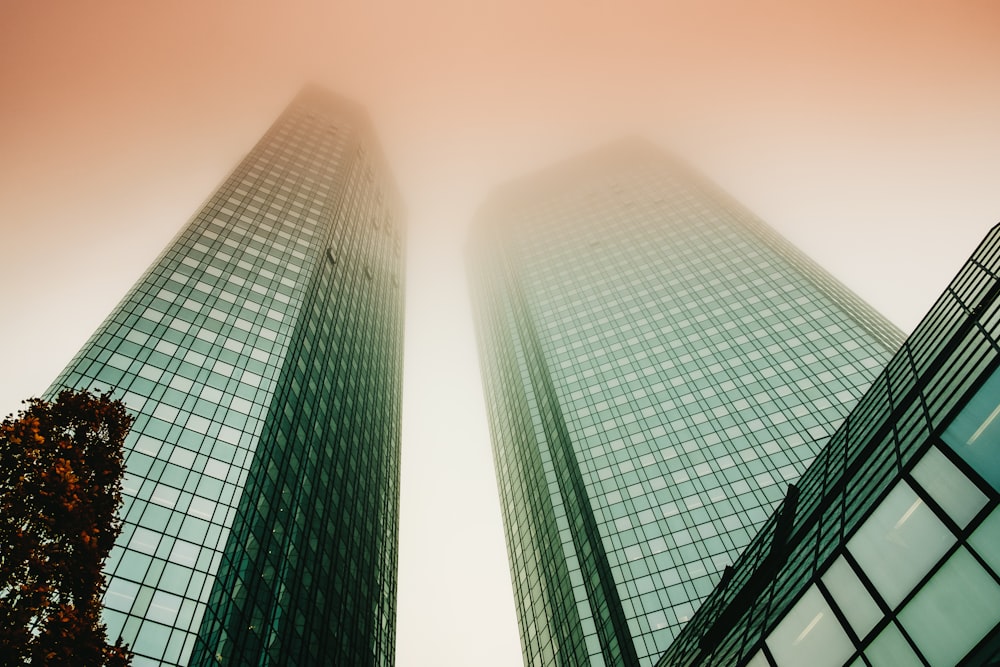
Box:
656;220;1000;667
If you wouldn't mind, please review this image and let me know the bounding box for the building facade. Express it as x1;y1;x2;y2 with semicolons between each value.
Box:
468;140;903;666
657;223;1000;667
46;87;405;666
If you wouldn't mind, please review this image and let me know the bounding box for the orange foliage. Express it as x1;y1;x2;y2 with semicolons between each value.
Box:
0;390;134;666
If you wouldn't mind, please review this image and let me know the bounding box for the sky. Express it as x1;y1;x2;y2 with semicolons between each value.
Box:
1;1;999;665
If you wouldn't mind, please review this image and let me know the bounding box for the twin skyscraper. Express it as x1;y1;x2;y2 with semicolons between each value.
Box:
39;88;1000;666
46;88;403;666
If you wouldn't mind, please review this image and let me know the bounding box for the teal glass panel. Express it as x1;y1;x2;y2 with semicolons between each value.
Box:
941;366;1000;491
766;585;855;667
968;507;1000;575
847;481;953;608
864;621;921;666
820;556;882;640
898;547;1000;667
910;445;987;528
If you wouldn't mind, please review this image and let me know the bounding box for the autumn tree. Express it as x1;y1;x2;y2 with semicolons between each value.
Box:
0;389;134;666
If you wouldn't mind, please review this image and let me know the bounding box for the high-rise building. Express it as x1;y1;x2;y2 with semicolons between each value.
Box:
468;140;903;666
45;86;405;666
656;223;1000;667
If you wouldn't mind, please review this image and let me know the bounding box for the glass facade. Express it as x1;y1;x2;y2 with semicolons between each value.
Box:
46;87;404;666
657;224;1000;667
468;140;902;666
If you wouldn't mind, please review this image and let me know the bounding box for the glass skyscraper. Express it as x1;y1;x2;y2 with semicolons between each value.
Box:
468;140;903;666
45;86;404;666
657;223;1000;667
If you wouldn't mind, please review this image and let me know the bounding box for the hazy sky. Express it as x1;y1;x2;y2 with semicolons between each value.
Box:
1;1;999;665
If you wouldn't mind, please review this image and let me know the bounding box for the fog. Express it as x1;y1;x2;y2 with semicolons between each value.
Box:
1;1;999;664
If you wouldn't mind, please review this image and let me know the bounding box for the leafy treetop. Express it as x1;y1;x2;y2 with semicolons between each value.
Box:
0;389;134;666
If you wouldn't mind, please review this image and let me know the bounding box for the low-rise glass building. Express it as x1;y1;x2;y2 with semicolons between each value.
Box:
656;223;1000;667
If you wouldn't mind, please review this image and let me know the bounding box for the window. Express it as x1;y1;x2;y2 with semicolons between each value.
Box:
941;366;1000;491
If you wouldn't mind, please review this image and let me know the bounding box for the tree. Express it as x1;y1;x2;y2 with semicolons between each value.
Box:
0;389;134;666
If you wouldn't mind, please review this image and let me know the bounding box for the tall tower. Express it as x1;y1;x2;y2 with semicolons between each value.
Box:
46;87;405;666
468;140;902;666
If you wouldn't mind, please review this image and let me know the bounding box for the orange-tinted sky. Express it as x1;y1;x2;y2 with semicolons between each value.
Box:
2;1;1000;665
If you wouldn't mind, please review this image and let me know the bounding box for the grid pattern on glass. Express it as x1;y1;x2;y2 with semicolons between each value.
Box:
757;471;1000;667
469;140;902;667
473;266;638;667
46;87;404;667
657;223;1000;667
189;130;404;666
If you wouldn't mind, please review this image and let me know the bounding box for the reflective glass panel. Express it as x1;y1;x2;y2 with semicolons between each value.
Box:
821;556;882;640
941;367;1000;491
910;445;987;528
898;547;1000;667
969;507;1000;574
766;585;855;667
847;481;953;608
864;621;921;666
